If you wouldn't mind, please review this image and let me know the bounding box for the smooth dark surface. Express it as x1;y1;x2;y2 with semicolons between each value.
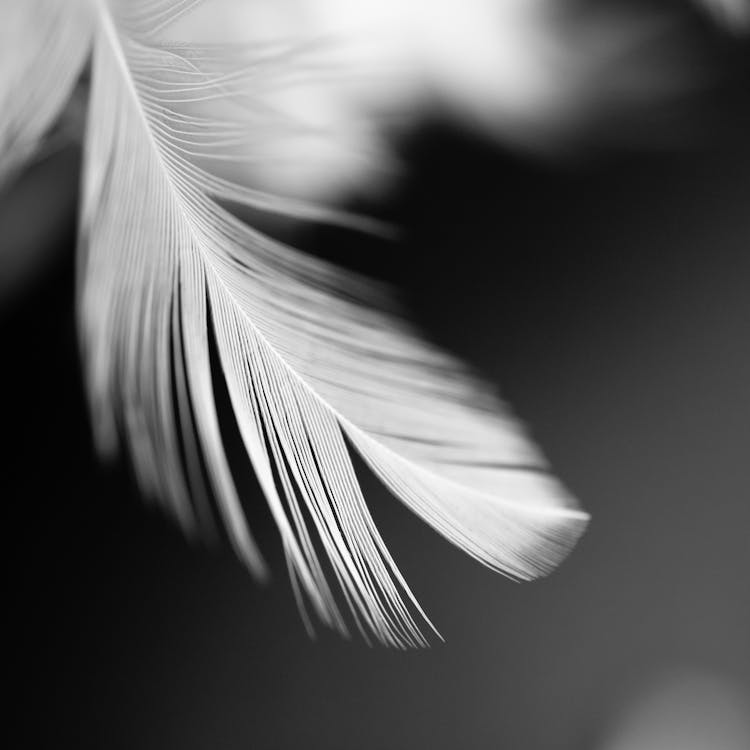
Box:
4;61;750;750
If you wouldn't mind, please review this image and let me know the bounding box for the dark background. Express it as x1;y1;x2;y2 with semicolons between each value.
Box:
4;32;750;750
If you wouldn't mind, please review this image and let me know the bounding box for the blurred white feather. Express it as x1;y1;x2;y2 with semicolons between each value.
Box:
8;0;740;643
0;1;90;187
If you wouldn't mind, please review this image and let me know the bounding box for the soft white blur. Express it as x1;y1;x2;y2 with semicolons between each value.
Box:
601;672;750;750
167;0;706;202
698;0;750;30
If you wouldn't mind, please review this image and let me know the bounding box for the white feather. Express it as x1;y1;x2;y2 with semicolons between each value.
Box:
3;0;589;645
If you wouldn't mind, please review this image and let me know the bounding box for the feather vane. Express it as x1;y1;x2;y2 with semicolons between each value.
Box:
1;0;589;645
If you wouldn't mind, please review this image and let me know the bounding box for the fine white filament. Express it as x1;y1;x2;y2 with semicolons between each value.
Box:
0;0;589;646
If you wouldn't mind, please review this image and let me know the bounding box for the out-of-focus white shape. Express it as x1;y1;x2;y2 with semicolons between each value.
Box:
601;672;750;750
167;0;691;202
696;0;750;31
0;0;90;187
0;0;91;309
